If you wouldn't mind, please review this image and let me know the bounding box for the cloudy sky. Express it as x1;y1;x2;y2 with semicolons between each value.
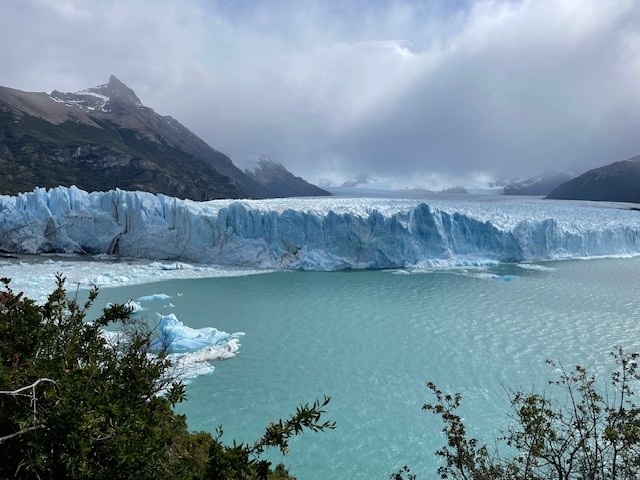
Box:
3;0;640;188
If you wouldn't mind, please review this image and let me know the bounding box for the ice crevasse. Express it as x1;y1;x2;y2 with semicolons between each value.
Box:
1;186;639;269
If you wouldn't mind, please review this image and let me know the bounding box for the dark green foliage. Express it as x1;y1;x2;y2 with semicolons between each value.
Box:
0;277;333;479
389;465;417;480
205;396;335;480
0;111;241;200
420;349;640;479
0;276;202;479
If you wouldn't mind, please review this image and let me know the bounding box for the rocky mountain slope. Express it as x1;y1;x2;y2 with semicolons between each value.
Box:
243;156;329;197
547;156;640;203
503;171;573;196
0;76;323;199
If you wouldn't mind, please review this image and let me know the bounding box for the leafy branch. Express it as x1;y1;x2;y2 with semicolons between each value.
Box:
416;348;640;480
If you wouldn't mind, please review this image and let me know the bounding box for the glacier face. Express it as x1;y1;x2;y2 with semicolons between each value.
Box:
1;186;639;270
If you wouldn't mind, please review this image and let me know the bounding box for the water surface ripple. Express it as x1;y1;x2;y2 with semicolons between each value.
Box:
85;258;640;479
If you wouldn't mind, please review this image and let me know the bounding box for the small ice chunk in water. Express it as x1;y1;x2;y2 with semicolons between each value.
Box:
137;293;172;301
150;262;194;271
105;299;144;313
168;340;242;380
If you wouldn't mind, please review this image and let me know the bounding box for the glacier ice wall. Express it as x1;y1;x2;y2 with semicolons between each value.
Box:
1;186;639;269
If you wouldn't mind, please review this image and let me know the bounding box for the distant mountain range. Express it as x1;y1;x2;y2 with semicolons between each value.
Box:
317;173;376;189
502;171;574;196
318;172;472;195
0;76;326;200
547;155;640;204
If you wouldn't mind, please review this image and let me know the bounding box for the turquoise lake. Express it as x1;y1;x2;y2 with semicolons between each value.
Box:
83;257;640;479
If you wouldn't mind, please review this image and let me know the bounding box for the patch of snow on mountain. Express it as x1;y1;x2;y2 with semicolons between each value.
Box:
74;90;110;111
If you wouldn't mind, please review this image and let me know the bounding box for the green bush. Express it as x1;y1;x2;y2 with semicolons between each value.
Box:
0;277;333;479
400;349;640;479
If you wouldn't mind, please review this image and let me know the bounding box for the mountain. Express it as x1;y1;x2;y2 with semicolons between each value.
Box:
341;173;375;188
503;171;573;196
439;185;468;194
0;76;281;199
243;156;330;197
317;173;378;189
547;156;640;203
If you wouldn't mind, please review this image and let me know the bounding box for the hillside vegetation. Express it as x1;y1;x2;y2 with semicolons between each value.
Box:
0;277;334;479
0;111;240;199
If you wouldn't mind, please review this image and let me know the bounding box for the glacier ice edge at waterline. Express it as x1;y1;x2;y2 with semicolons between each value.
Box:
1;186;640;270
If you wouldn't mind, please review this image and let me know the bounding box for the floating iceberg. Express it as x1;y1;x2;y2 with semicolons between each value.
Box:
151;313;244;381
105;299;144;314
137;293;172;302
152;313;244;353
1;186;640;269
125;300;144;313
100;313;242;382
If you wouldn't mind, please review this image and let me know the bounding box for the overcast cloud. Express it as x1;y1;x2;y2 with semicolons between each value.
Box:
2;0;640;188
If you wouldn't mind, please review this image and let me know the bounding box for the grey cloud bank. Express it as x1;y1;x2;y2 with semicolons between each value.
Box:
2;0;640;189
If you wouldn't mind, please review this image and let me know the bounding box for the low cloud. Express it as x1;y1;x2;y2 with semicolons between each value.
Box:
2;0;640;186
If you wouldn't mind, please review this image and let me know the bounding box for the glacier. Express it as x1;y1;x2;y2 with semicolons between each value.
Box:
1;186;640;270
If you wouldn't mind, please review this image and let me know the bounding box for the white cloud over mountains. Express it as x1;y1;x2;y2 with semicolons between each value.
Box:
3;0;640;187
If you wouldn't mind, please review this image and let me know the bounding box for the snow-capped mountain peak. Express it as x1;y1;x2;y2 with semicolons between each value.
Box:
50;75;142;112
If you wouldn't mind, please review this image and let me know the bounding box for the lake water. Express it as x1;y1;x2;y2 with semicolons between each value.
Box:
78;257;640;479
